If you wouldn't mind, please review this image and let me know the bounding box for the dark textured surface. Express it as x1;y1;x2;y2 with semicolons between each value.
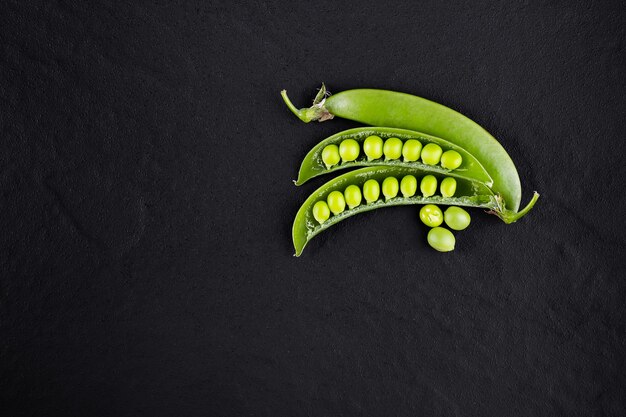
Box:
1;1;625;416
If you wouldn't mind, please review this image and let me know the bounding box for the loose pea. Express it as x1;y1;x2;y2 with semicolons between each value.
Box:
440;150;463;170
400;175;417;197
344;185;362;209
312;201;330;224
419;204;443;227
402;139;422;162
382;177;399;200
321;144;340;169
339;139;360;162
420;175;438;197
421;143;443;165
440;177;457;197
363;179;380;203
383;137;403;160
444;206;471;231
363;135;384;160
327;191;346;215
427;227;455;252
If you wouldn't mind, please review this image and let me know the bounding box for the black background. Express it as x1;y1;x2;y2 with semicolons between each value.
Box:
2;1;626;416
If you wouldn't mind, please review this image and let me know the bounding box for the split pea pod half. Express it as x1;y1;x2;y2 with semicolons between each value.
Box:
281;84;539;215
292;166;536;256
295;127;493;186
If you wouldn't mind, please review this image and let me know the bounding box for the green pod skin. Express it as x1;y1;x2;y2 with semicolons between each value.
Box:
291;166;536;256
282;84;539;214
295;127;493;186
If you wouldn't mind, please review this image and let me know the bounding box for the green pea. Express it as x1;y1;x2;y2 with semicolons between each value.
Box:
402;139;422;162
420;175;437;197
339;139;360;162
326;191;346;215
400;175;417;197
322;144;341;169
363;179;380;203
382;177;399;200
312;201;330;224
344;185;362;209
440;177;457;197
421;143;443;165
427;227;455;252
440;150;463;170
419;204;443;227
383;137;403;160
444;206;471;231
363;135;384;160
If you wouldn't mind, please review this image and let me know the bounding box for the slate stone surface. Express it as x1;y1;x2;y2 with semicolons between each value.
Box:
1;1;625;416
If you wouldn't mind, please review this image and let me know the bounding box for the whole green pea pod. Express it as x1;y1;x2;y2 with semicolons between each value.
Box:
292;166;538;256
282;84;538;214
295;126;493;186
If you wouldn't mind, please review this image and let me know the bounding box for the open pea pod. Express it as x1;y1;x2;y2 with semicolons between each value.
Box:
296;127;493;186
293;166;538;256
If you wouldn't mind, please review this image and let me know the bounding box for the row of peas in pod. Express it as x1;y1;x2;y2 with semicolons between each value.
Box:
312;175;459;224
321;136;463;170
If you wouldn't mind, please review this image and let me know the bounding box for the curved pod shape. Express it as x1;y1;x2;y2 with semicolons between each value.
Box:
292;166;538;256
282;84;530;213
296;127;493;186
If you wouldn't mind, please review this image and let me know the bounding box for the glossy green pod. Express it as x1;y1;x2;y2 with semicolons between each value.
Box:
292;166;538;256
282;84;535;213
295;127;493;186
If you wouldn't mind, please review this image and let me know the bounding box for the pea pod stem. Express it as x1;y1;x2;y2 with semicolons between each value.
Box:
282;84;530;214
281;84;334;122
490;191;540;224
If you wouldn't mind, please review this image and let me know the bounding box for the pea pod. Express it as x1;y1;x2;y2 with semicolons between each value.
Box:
281;84;538;214
292;166;538;256
295;127;493;186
